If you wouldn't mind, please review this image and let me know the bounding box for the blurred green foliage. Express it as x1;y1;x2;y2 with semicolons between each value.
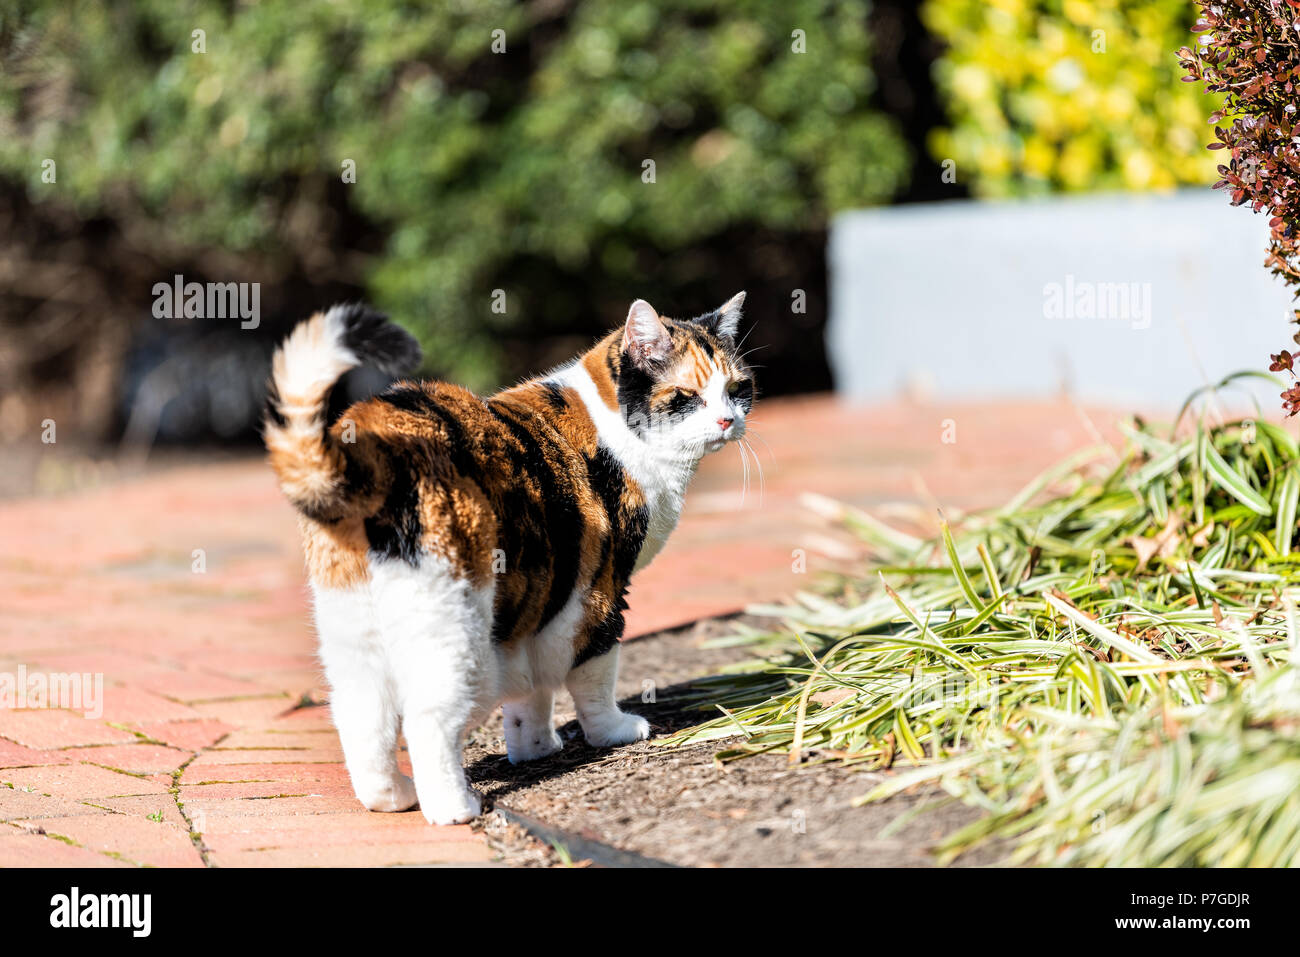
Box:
0;0;908;389
923;0;1222;196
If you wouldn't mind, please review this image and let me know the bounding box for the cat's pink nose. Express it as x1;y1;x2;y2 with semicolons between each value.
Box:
717;417;734;430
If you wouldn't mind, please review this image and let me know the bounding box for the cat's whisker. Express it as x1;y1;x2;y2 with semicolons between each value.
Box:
744;427;777;466
736;437;750;507
741;437;765;506
737;439;751;507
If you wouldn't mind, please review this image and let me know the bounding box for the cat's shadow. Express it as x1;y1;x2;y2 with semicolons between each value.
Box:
464;680;717;802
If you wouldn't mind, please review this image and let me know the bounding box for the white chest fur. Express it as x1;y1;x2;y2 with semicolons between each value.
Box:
551;363;699;574
632;454;697;571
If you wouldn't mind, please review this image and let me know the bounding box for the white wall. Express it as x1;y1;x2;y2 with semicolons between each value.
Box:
826;192;1297;410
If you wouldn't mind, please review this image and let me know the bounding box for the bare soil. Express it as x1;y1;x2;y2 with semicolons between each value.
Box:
468;619;1000;868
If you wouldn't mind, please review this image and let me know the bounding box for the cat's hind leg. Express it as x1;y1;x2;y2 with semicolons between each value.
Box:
377;558;495;825
313;584;417;813
565;644;650;748
502;687;563;763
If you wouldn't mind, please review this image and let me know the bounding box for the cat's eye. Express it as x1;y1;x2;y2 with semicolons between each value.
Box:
674;388;698;400
727;380;751;396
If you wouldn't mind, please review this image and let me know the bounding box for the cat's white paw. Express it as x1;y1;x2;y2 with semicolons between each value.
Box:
506;726;564;764
354;772;419;813
582;710;651;748
419;786;482;826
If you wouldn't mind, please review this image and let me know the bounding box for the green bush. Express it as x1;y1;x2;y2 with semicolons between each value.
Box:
923;0;1222;197
0;0;908;390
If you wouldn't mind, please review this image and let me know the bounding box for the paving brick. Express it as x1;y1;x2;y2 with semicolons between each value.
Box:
53;743;191;775
207;838;493;867
0;710;139;749
178;793;364;820
215;730;337;750
237;586;317;624
0;737;72;769
0;832;133;867
178;761;352;789
0;625;95;656
190;697;295;727
187;747;343;767
16;815;203;868
1;763;172;799
87;795;188;829
22;651;169;680
130;718;233;750
0;788;114;822
96;620;280;658
249;670;326;699
200;810;478;853
177;778;358;802
253;705;336;732
174;650;319;676
133;670;281;703
96;686;207;724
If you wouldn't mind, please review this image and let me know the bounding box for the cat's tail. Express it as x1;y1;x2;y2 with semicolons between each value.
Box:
263;303;421;521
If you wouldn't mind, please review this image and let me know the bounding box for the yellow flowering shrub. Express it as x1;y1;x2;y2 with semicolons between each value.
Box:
925;0;1223;196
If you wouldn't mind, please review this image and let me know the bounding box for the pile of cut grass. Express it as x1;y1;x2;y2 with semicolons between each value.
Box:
667;406;1300;865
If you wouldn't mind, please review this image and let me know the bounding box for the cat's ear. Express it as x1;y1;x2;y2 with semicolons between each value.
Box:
708;290;746;341
622;299;672;369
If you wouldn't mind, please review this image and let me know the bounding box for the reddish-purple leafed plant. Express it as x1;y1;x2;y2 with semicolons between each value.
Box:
1180;0;1300;413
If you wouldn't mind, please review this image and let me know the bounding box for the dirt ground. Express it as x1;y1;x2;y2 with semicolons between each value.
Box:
467;619;1000;868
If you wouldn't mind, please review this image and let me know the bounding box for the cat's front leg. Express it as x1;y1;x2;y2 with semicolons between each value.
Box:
502;687;564;762
565;644;651;747
402;709;481;825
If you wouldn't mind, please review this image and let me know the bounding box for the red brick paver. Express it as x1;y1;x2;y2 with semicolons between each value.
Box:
0;396;1125;866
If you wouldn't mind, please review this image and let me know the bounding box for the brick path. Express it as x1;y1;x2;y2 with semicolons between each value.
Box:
0;396;1120;866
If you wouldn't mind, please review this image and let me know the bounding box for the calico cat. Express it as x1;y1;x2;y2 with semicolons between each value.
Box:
264;294;754;824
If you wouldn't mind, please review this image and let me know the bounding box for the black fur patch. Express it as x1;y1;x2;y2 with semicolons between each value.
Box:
663;388;704;418
364;441;425;566
574;605;626;668
297;446;376;525
486;401;585;639
688;308;722;337
540;381;569;411
576;446;648;667
586;446;647;583
729;378;754;412
333;303;422;376
616;360;655;436
378;388;478;476
686;307;741;343
261;379;289;430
